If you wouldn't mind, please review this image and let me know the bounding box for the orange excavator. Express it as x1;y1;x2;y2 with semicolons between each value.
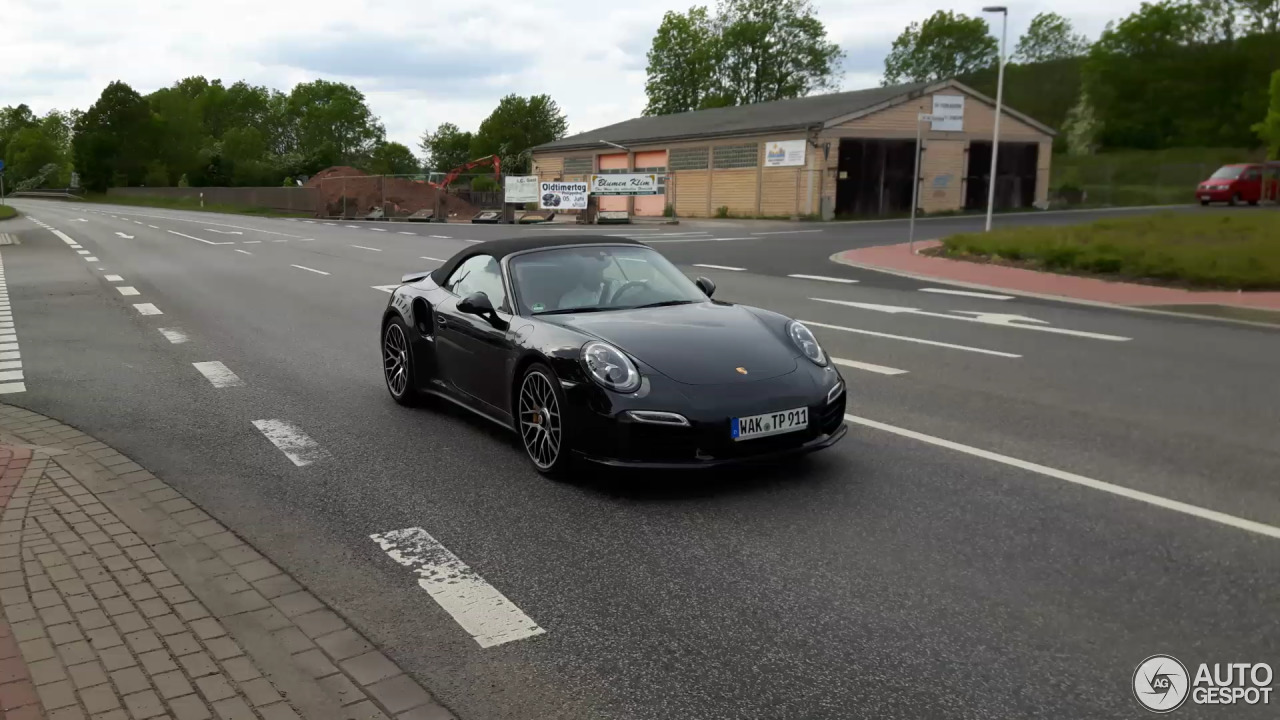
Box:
427;155;501;189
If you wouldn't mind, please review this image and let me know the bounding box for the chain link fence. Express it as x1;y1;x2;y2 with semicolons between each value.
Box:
313;172;508;221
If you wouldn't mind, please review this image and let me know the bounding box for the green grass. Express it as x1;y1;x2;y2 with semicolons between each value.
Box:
1051;147;1265;208
82;193;312;218
0;205;16;220
940;211;1280;290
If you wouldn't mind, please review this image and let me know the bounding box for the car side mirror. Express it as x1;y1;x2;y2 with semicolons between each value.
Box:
695;276;716;298
457;291;494;315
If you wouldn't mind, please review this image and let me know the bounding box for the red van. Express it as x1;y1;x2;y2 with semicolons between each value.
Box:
1196;163;1269;206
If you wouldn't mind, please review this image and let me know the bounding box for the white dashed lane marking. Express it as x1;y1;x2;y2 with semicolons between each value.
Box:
803;319;1021;358
0;253;22;393
158;328;189;344
371;285;398;293
234;249;253;255
290;265;330;276
116;287;140;296
370;527;545;648
788;274;858;284
351;245;382;252
420;257;444;262
693;264;746;272
104;275;124;282
133;303;163;316
831;357;908;376
252;419;328;467
193;361;245;388
85;257;99;262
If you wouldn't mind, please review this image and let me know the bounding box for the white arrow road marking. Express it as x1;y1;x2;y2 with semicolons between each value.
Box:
158;328;189;344
810;298;1132;342
370;527;546;648
789;274;858;284
252;419;328;466
830;357;908;375
133;303;162;316
116;286;140;296
951;311;1047;324
193;361;245;388
693;264;746;271
204;229;243;235
371;285;398;293
168;230;232;245
803;319;1020;358
844;414;1280;541
291;264;330;276
919;288;1015;300
115;233;134;239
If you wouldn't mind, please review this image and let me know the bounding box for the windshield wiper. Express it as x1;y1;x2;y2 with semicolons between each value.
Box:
533;306;615;316
629;299;696;310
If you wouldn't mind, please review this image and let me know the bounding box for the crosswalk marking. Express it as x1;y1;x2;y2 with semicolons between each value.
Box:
0;253;21;394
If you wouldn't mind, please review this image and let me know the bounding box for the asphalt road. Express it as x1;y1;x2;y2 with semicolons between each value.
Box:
3;199;1278;719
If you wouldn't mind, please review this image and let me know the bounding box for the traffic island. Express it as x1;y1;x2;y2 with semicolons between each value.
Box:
0;404;454;720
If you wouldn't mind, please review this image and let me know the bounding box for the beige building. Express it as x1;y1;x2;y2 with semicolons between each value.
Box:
530;79;1055;219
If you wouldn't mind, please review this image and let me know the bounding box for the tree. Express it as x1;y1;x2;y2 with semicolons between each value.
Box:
367;142;420;175
643;7;720;116
1014;13;1090;63
4;128;61;185
72;81;155;191
643;0;844;115
1235;0;1279;33
470;95;568;174
0;105;39;161
418;123;474;171
284;80;385;168
883;11;999;84
1254;69;1280;159
1061;88;1102;155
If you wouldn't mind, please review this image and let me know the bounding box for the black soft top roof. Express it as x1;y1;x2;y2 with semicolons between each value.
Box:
429;235;647;285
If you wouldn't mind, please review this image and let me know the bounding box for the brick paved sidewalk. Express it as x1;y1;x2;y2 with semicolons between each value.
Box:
834;241;1280;311
0;405;453;720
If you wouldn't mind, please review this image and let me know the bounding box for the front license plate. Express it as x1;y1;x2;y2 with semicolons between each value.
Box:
732;407;808;441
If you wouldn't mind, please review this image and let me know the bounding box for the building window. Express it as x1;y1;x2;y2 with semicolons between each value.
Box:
669;147;709;171
633;166;667;173
713;143;759;169
596;167;630;175
563;157;593;175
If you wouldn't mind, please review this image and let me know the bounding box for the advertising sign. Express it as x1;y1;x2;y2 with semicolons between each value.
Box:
589;174;659;196
504;175;539;204
539;181;589;210
763;140;807;167
930;95;965;132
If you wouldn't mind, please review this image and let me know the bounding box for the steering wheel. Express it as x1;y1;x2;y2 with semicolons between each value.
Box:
608;280;650;305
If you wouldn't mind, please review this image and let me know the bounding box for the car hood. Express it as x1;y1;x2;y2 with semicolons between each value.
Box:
549;302;798;385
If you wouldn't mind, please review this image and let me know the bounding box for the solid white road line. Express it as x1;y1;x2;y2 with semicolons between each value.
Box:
234;249;253;255
370;527;546;648
645;236;754;243
831;357;908;375
107;210;303;238
350;245;382;252
919;287;1014;300
104;275;123;282
251;419;327;467
803;319;1021;358
158;328;189;344
290;264;330;276
788;274;858;284
371;285;398;293
133;303;162;316
193;361;245;388
116;286;140;296
844;414;1280;541
751;229;824;236
420;256;444;262
693;264;746;271
168;230;233;246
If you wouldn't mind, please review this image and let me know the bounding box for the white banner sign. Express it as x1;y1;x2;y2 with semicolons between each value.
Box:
539;181;589;210
763;140;807;167
504;175;539;204
931;95;965;132
589;174;659;196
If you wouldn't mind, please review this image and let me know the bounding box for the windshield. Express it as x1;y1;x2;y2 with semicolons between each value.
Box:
1209;166;1245;179
509;245;706;315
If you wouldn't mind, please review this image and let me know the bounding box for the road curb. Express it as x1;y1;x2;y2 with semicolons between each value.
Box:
0;403;456;720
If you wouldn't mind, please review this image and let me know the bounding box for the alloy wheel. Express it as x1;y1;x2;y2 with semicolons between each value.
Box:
519;371;562;469
383;323;409;397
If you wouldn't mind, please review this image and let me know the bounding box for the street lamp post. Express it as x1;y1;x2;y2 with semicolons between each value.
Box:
983;5;1008;232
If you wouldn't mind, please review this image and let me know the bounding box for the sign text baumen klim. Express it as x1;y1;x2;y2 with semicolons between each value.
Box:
589;174;659;196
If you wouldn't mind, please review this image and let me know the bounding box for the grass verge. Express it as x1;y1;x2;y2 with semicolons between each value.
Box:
0;205;17;220
939;211;1280;290
81;193;312;218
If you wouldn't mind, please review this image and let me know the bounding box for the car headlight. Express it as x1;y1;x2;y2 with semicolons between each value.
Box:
581;341;641;393
787;320;826;366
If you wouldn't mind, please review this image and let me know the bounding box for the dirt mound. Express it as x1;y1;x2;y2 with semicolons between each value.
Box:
305;167;479;220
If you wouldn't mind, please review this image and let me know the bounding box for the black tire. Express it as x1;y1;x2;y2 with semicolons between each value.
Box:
382;317;419;406
1199;199;1210;206
1248;199;1259;206
1229;193;1240;206
516;363;576;479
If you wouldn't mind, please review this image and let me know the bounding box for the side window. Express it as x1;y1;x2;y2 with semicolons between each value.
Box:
446;255;508;311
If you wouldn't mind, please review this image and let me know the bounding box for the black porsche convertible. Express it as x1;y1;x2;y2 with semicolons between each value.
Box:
380;236;847;476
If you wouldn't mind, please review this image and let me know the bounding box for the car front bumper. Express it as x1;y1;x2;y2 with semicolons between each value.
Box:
1197;189;1233;201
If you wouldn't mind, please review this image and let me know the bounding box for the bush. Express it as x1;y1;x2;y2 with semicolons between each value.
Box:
0;205;17;220
663;203;674;217
940;211;1280;290
177;174;190;188
714;205;730;218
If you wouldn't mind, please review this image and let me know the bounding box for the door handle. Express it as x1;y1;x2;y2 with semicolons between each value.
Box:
437;316;448;328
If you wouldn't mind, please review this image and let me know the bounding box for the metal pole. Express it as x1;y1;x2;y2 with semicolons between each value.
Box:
1;175;5;206
342;178;346;218
380;175;385;218
985;9;1008;232
909;117;923;251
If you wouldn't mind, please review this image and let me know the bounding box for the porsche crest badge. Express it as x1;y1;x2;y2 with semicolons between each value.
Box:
736;367;748;374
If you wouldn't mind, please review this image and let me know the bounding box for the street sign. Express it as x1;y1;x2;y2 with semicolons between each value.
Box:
917;114;946;123
0;160;6;172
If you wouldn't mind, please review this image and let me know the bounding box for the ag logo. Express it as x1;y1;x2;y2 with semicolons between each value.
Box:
1134;655;1190;713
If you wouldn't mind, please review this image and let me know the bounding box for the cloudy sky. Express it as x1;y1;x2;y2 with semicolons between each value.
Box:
3;0;1144;154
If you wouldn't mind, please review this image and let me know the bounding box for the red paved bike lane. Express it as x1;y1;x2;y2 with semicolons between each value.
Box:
0;444;46;720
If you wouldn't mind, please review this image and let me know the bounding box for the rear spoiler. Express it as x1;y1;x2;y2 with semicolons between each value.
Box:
401;271;432;284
